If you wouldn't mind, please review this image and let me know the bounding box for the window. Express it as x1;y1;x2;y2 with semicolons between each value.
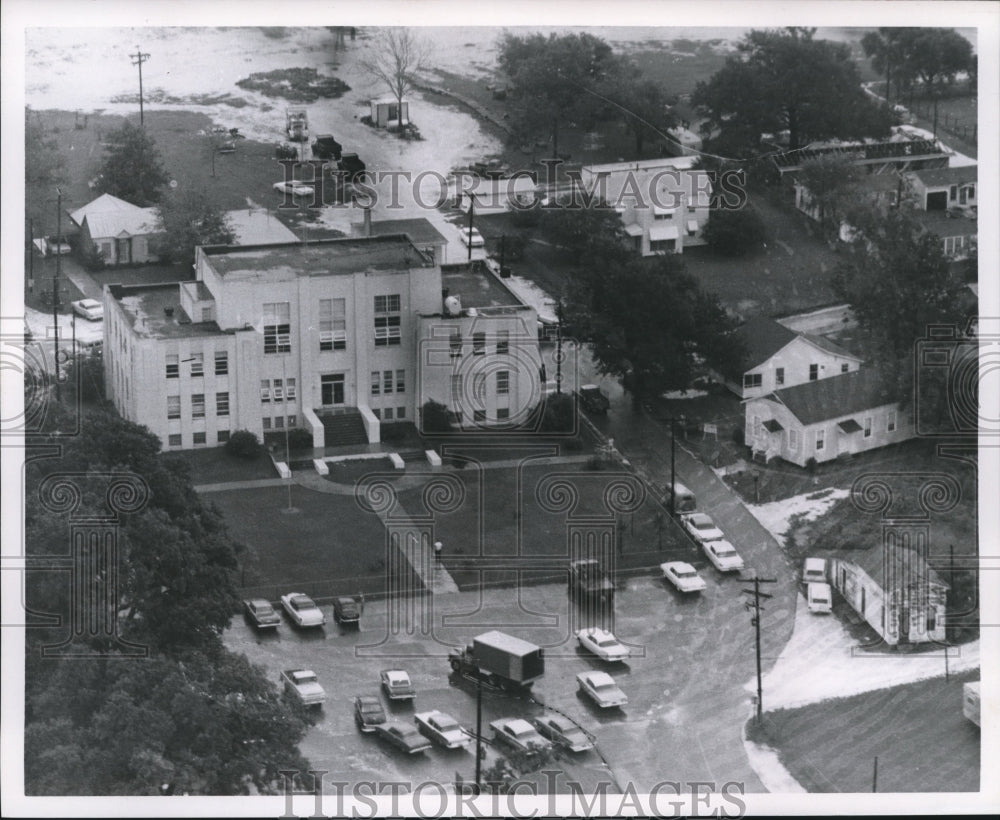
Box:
809;364;819;381
167;396;181;420
272;379;284;401
497;370;510;395
168;434;182;447
189;353;204;377
217;430;230;444
261;380;271;402
263;302;291;354
789;429;799;450
496;330;509;355
497;407;510;420
450;330;462;358
949;184;958;201
473;332;486;355
288;415;297;427
841;363;849;374
863;416;872;438
743;373;762;389
374;294;401;314
383;407;394;421
193;432;207;445
775;367;785;386
927;607;937;632
200;307;212;322
286;378;296;400
371;372;381;396
215;350;228;375
217;392;230;416
262;417;271;430
166;354;179;379
887;410;897;432
319;298;347;350
275;415;284;428
396;370;405;393
396;407;405;420
383;370;394;394
815;429;825;451
374;315;401;345
191;394;205;419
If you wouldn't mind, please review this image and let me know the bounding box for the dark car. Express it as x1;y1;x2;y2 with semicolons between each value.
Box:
568;558;615;603
374;721;432;754
338;152;367;183
576;384;610;414
312;134;343;161
243;598;281;629
333;595;363;625
354;695;387;733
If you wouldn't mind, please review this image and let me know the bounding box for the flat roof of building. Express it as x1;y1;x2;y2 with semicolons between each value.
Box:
110;283;228;340
441;264;524;310
583;156;700;175
201;234;432;278
368;218;448;247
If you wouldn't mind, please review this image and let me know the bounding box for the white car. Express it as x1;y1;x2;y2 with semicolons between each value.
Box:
46;236;72;256
414;711;470;749
532;715;593;753
661;561;707;593
380;669;415;701
681;513;725;543
71;299;104;321
577;670;627;708
576;627;629;662
807;582;833;614
458;227;485;248
490;718;552;755
803;557;827;585
273;180;315;197
280;592;326;627
702;539;745;572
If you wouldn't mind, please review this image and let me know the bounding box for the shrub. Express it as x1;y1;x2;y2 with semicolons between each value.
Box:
380;423;408;443
732;427;745;446
287;427;314;450
226;430;261;459
538;392;575;433
805;457;818;475
81;243;106;272
420;400;453;434
703;207;767;256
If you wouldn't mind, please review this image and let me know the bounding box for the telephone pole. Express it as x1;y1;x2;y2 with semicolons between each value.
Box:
52;189;63;401
130;46;151;126
742;574;775;723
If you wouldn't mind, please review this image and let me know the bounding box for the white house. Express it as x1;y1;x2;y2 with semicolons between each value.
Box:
69;193;161;265
727;316;862;399
370;98;409;128
905;165;977;260
827;546;948;646
744;367;913;466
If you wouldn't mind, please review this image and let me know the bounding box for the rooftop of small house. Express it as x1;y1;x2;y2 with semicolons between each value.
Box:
109;283;230;340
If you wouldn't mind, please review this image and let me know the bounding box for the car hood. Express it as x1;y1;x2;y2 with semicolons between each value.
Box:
296;610;324;624
295;681;325;697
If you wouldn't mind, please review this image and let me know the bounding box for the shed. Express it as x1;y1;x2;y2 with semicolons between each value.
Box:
370;98;409;128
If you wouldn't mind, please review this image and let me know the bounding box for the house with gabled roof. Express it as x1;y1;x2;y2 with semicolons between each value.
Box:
725;316;863;399
69;193;162;265
904;164;977;260
744;367;913;466
826;546;948;646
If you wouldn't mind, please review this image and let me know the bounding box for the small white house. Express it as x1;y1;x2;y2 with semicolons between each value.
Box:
905;165;977;212
69;193;161;266
370;98;409;128
727;316;862;399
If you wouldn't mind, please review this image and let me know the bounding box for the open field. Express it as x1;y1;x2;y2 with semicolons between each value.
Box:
750;670;980;792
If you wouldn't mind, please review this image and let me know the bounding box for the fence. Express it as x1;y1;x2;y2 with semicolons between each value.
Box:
907;99;977;146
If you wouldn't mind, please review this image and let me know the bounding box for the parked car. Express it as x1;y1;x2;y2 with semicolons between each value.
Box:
353;695;387;733
661;561;708;593
458;226;485;249
702;539;745;573
312;133;343;161
489;718;552;755
333;594;363;625
46;236;72;256
803;557;827;585
281;669;325;706
576;384;610;414
380;669;415;700
577;670;628;708
273;180;315;197
71;299;104;321
568;558;615;603
807;582;833;614
414;710;470;749
532;714;593;753
680;512;725;543
661;481;697;513
243;598;281;629
374;721;432;754
280;592;326;627
576;627;629;662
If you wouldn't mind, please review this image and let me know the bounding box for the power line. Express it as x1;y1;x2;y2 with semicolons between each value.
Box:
741;574;776;723
130;46;151;126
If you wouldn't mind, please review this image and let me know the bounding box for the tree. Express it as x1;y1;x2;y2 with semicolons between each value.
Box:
861;28;913;107
693;27;893;153
896;28;974;136
541;197;630;264
795;154;865;239
498;31;619;158
96;120;170;206
702;205;767;256
151;189;236;265
602;69;675;156
25;108;68;228
359;28;429;129
420;399;453;434
563;254;741;406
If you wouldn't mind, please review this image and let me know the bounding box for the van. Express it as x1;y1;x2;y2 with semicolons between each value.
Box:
664;481;697;513
807;582;833;614
803;557;827;585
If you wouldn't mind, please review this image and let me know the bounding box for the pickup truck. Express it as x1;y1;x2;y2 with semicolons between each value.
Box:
281;669;325;706
576;384;610;414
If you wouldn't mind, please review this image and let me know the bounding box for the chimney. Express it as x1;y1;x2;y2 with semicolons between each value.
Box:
364;206;372;237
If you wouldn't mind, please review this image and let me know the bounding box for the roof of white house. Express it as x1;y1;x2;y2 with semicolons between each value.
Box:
69;193;149;228
908;164;977;189
839;545;948;591
759;367;897;425
735;316;861;373
83;207;159;240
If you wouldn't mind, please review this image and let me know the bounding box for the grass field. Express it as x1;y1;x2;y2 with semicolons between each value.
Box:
750;670;980;792
174;446;278;486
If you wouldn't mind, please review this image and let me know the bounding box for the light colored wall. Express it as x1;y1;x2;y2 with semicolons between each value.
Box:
740;337;862;399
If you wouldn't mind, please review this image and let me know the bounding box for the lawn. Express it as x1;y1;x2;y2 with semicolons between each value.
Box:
174;446;278;485
749;670;980;792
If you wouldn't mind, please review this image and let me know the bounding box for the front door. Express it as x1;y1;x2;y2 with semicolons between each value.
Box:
116;237;132;264
321;373;345;407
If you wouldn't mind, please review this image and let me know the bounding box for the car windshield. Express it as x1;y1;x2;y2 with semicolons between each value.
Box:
292;597;312;609
813;594;829;603
596;638;619;648
434;717;459;731
716;547;737;557
256;602;275;614
387;673;408;685
693;518;714;530
676;569;696;578
360;702;382;714
594;682;616;691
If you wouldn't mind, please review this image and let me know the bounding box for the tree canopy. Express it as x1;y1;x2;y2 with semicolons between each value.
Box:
151;189;236;266
95;120;170;206
795;153;866;239
359;28;429;128
693;27;893;153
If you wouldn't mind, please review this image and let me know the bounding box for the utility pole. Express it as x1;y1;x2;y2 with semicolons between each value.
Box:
474;676;483;792
466;193;475;263
28;218;35;295
872;756;878;793
669;417;677;516
742;575;775;723
555;299;563;394
52;189;63;401
130;46;151;126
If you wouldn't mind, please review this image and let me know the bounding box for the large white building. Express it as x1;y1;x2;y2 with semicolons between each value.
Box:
103;235;542;451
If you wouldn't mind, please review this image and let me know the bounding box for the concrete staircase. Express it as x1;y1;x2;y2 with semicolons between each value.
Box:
319;410;368;447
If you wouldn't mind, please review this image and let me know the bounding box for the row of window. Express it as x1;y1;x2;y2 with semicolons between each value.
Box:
372;406;407;422
743;362;850;390
450;371;511;400
168;429;228;448
261;378;297;402
168;392;229;420
451;330;510;357
753;410;898;451
167;350;228;378
262;415;298;429
371;370;406;395
450;408;511;424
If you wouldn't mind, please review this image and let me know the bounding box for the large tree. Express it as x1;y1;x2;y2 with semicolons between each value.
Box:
861;28;913;108
563;254;741;405
95;120;170;206
24;108;68;228
151;189;236;266
795;153;866;239
498;31;619;158
601;68;676;156
359;28;429;129
896;28;974;135
541;196;630;264
693;27;893;153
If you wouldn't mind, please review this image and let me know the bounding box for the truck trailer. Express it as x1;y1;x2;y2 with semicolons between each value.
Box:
449;630;544;689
